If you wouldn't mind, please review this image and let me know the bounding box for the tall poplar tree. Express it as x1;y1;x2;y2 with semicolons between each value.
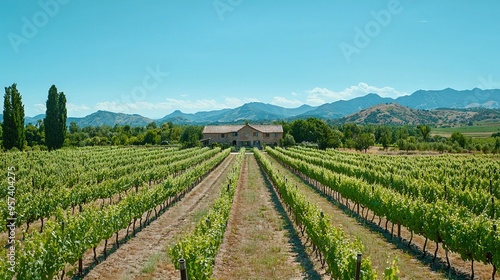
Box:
57;92;67;148
2;83;25;150
44;85;67;150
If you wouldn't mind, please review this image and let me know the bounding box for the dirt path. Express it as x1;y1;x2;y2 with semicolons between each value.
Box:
265;153;448;280
82;154;236;280
212;154;313;279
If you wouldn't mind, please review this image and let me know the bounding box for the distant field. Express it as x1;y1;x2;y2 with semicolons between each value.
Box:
432;122;500;138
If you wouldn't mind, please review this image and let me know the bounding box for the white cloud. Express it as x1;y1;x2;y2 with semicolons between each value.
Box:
34;103;46;113
224;97;260;108
305;82;406;105
67;103;90;113
33;103;90;116
163;98;221;110
94;97;261;115
271;96;303;108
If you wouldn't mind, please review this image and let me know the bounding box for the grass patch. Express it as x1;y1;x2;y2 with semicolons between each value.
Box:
192;208;209;223
432;122;500;138
141;252;162;273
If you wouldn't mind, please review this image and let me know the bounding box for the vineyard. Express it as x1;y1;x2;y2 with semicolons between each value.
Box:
266;146;500;279
0;146;230;279
0;145;498;279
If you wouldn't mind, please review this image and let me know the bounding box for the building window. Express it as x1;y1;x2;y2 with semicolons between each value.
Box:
265;133;270;138
233;132;238;137
253;132;258;137
274;133;278;137
221;134;225;138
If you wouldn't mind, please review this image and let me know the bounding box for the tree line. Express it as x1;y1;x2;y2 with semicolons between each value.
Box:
280;118;500;153
2;84;499;153
1;84;202;151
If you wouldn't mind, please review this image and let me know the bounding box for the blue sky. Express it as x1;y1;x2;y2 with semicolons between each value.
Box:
1;1;500;118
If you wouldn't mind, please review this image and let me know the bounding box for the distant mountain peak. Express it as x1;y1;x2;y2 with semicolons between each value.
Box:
339;103;500;125
21;88;500;126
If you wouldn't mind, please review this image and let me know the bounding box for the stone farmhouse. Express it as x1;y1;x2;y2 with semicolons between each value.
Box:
202;124;283;148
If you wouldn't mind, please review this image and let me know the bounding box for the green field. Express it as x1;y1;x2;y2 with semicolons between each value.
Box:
432;122;500;138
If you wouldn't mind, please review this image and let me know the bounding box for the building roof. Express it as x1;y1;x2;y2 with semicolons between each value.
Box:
249;125;283;133
203;125;244;134
203;124;283;134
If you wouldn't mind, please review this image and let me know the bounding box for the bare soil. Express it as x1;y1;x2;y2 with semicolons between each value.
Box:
78;154;236;280
212;154;313;279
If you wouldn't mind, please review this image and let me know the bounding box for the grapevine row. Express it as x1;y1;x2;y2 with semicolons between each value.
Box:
0;147;218;232
168;148;245;280
283;147;499;218
0;148;230;279
321;147;500;199
255;148;381;279
268;147;500;275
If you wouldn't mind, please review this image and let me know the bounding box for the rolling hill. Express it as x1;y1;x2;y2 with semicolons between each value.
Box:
339;103;500;125
68;110;154;127
299;93;394;119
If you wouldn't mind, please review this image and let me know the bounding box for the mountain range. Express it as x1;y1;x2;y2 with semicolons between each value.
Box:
338;103;500;126
19;88;500;127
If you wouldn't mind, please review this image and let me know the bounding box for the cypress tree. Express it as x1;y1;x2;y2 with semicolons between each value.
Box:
57;92;67;148
11;85;25;149
45;85;59;150
3;87;14;149
2;84;25;150
44;85;66;150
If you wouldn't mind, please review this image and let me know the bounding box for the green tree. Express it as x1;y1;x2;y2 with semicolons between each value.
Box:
143;129;160;145
69;121;79;134
289;119;311;143
355;133;375;153
450;131;466;148
376;126;393;150
146;121;157;130
282;134;296;147
25;124;43;147
342;123;361;140
122;125;131;136
180;126;202;148
289;118;338;148
417;124;431;142
3;83;25;150
58;92;67;147
44;85;67;150
396;126;409;140
160;123;171;144
318;125;342;149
